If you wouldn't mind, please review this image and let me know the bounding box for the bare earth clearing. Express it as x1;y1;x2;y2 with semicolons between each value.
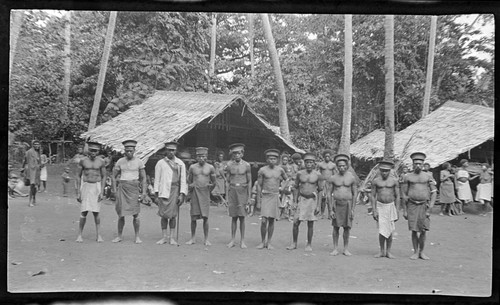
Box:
7;164;492;296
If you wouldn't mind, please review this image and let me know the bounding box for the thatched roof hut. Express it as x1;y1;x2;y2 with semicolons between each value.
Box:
350;101;494;168
81;91;304;163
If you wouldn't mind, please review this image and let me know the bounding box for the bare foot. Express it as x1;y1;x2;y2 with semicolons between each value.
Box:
135;237;142;244
386;252;396;259
374;252;385;258
185;239;196;245
305;245;313;252
227;240;235;248
256;243;266;249
169;238;178;246
419;252;430;260
329;249;339;256
76;236;83;243
267;244;274;250
112;237;122;243
410;253;419;260
204;240;211;246
286;243;297;250
439;212;444;216
97;236;104;243
156;238;168;245
240;242;247;249
343;249;352;256
29;203;35;207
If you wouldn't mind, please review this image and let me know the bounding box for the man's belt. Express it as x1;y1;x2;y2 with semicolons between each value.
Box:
408;198;427;205
230;183;248;187
299;193;316;199
119;179;139;182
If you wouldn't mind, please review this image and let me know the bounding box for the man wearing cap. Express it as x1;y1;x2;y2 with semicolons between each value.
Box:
256;149;288;249
76;142;107;243
111;140;147;244
317;149;338;219
211;151;228;207
154;141;188;245
401;152;437;260
22;140;41;207
328;153;358;256
371;159;400;258
186;147;216;246
286;152;323;252
225;143;252;249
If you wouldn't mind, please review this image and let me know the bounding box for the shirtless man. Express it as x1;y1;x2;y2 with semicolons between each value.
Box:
256;149;288;250
22;140;41;207
186;147;216;246
286;152;323;252
401;152;437;260
328;153;358;256
371;159;400;258
225;143;252;249
111;140;147;244
317;149;337;219
76;142;107;243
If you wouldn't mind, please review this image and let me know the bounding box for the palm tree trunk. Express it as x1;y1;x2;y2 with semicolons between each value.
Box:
62;11;71;122
209;13;217;77
339;14;353;155
422;16;437;118
384;15;395;160
9;10;24;81
88;11;117;131
248;14;255;79
260;13;290;140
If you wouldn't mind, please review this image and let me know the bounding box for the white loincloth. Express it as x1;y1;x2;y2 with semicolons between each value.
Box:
376;201;398;238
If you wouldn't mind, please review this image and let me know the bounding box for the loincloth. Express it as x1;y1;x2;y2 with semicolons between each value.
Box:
80;181;102;213
116;180;140;217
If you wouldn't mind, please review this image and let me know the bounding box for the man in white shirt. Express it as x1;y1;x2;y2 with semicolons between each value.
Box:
111;140;147;244
154;141;188;245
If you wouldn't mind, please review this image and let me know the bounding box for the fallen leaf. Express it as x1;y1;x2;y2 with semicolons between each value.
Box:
213;270;225;274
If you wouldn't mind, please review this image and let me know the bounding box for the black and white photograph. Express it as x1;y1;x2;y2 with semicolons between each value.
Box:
6;1;495;302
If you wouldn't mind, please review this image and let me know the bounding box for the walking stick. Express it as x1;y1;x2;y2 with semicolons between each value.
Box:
176;201;180;246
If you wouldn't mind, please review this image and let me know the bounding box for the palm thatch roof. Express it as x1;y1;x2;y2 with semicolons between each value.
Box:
350;101;494;168
81;91;304;162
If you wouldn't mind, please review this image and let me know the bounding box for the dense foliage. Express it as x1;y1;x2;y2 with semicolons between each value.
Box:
9;11;494;153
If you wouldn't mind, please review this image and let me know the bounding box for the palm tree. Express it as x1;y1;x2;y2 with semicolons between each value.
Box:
209;13;217;77
10;10;24;81
422;16;437;118
384;15;395;160
260;13;290;141
338;14;353;155
62;11;71;121
247;14;255;79
88;11;117;131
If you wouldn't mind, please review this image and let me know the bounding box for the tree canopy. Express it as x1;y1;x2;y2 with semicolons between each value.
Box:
9;11;494;152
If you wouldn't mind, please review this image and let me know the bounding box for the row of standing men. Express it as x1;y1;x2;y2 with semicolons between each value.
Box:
75;140;436;260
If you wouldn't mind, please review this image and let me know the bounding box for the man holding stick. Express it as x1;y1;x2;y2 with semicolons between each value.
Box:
111;140;147;244
154;141;187;245
22;140;41;207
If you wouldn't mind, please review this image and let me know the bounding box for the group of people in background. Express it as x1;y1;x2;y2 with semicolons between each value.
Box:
438;159;494;217
9;139;493;261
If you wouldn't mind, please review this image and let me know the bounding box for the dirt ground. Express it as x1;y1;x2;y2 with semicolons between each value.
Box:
7;164;493;296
